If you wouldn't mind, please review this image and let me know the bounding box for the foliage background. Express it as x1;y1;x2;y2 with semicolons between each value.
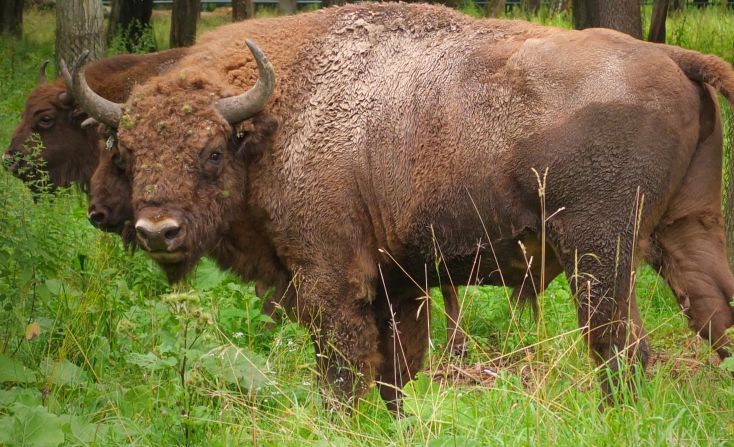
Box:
0;4;733;446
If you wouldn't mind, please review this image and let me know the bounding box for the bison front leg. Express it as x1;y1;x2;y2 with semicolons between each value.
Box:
293;272;382;409
554;228;649;405
375;286;431;413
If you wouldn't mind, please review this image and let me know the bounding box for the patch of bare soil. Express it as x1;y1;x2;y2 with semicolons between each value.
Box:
428;337;723;391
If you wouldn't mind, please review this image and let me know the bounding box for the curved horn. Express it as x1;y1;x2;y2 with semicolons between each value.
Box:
215;40;276;124
37;60;49;85
80;117;99;129
60;50;123;128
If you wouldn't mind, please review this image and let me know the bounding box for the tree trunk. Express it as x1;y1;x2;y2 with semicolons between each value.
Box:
55;0;105;70
670;0;685;10
170;0;199;48
648;0;668;43
232;0;254;21
278;0;297;15
573;0;642;39
107;0;155;52
486;0;505;17
598;0;642;39
572;0;595;30
523;0;541;16
1;0;23;38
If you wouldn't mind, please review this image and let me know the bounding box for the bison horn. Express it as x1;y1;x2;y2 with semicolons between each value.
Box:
38;60;49;85
215;40;276;124
80;117;99;129
60;50;123;128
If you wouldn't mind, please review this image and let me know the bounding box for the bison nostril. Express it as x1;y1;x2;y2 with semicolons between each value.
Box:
135;218;184;252
135;226;149;242
89;210;107;226
164;226;180;241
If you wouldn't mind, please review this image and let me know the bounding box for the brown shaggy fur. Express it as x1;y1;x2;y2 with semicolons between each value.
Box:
84;3;734;409
4;48;186;192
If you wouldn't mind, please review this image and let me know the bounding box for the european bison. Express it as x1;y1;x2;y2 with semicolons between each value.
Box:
3;48;186;192
66;3;734;409
89;106;529;356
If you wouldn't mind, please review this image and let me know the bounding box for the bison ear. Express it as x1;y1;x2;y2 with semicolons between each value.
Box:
232;113;279;161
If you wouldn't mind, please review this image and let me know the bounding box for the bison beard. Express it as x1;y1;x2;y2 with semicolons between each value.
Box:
67;3;734;411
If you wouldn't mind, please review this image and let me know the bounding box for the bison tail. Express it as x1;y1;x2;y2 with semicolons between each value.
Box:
661;45;734;104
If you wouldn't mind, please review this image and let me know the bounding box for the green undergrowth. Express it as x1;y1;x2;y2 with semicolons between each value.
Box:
1;6;734;447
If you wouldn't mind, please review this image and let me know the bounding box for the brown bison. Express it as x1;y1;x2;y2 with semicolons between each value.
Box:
66;3;734;409
3;48;186;192
89;112;547;356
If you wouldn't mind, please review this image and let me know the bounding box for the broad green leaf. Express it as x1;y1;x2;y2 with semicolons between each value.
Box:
40;358;87;387
0;415;14;445
2;404;65;447
67;416;109;444
0;353;38;384
200;345;269;391
43;279;63;296
721;356;734;373
402;372;442;420
119;385;154;416
0;388;42;408
193;259;228;291
126;352;177;372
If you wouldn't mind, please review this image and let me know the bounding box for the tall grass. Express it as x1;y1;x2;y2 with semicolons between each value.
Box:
1;6;733;447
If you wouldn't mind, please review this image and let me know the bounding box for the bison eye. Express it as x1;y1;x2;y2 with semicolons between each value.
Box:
37;115;54;129
112;154;128;171
208;152;222;162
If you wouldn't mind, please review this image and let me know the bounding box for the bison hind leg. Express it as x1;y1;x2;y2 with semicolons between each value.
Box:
441;284;467;357
549;222;650;405
651;214;734;360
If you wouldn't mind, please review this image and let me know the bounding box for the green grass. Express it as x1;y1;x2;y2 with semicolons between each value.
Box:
1;6;734;447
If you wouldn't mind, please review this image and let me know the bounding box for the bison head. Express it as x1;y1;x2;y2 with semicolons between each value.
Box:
3;61;99;192
63;41;276;282
87;140;137;246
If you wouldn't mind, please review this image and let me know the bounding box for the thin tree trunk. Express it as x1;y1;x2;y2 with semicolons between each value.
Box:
648;0;669;43
232;0;254;21
573;0;642;39
726;117;734;271
486;0;505;17
170;0;200;48
1;0;23;38
55;0;105;70
572;0;596;30
670;0;685;10
523;0;541;16
598;0;642;39
278;0;297;15
108;0;155;52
